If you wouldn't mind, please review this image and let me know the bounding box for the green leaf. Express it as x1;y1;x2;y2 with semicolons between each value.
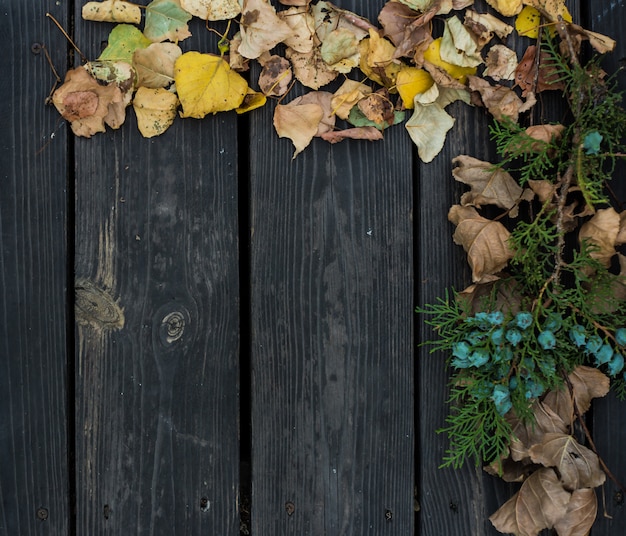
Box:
347;107;404;131
98;24;151;63
144;0;192;43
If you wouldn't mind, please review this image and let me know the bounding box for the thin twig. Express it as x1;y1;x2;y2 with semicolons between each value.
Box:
46;12;87;63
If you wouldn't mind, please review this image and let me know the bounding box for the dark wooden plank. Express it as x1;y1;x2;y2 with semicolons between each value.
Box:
72;14;240;535
585;2;626;534
0;1;70;534
249;2;414;533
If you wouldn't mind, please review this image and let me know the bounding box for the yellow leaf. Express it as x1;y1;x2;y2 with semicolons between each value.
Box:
236;89;267;114
522;0;571;23
133;87;179;138
82;0;141;23
422;38;476;84
174;52;248;118
396;67;434;109
359;29;402;89
516;5;571;38
486;0;523;17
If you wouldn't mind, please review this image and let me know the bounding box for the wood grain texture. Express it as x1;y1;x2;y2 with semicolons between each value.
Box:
0;2;70;534
585;2;626;534
249;3;414;533
72;16;240;535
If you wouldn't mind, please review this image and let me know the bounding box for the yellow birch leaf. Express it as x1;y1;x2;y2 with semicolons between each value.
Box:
486;0;523;17
133;87;179;138
396;67;434;109
174;52;248;118
422;38;476;83
82;0;141;23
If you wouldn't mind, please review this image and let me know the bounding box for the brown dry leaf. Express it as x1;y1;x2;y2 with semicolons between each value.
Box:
457;277;523;316
490;468;571;535
52;65;131;137
553;488;598;536
238;0;293;59
82;0;141;23
483;45;518;81
331;79;372;120
292;91;336;136
568;366;610;415
133;43;182;89
578;207;620;268
523;0;568;22
357;90;395;127
528;179;556;204
279;0;310;5
378;2;435;60
258;55;292;97
452;155;523;211
464;10;513;49
279;7;315;53
133;87;179;138
567;24;616;54
484;455;540;483
448;205;515;282
286;47;339;89
529;433;606;490
468;75;523;123
311;1;374;43
320;127;384;143
273;99;324;158
524;124;565;150
180;0;240;20
616;211;626;245
514;45;565;97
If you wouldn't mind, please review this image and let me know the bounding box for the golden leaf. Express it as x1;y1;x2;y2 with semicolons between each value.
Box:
133;87;179;138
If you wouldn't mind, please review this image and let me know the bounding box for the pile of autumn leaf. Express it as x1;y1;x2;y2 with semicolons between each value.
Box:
51;0;612;160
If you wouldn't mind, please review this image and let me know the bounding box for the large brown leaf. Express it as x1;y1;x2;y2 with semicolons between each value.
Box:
449;205;515;282
529;433;606;490
553;488;598;536
569;366;610;415
578;207;621;268
490;468;571;535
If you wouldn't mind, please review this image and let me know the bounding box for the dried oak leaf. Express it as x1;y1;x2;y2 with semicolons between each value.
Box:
448;205;514;281
320;127;383;143
468;75;523;123
452;155;523;211
133;87;179;138
578;207;621;268
273;98;324;158
286;47;338;90
258;55;292;97
238;0;292;59
82;0;141;23
489;468;571;535
144;0;192;43
133;43;182;88
52;65;132;137
529;433;606;490
180;0;240;20
278;7;315;54
553;488;598;536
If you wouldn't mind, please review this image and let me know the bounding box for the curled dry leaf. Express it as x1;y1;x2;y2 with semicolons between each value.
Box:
452;155;523;211
448;205;515;281
180;0;240;20
578;207;621;268
440;16;482;68
468;75;523;123
490;468;571;535
320;126;384;143
133;43;182;89
82;0;141;23
529;433;606;490
239;0;293;59
464;10;513;49
357;90;395;127
553;488;598;536
133;87;179;138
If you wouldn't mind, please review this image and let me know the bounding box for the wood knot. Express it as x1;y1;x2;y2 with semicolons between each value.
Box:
153;302;195;351
161;311;185;343
75;279;124;331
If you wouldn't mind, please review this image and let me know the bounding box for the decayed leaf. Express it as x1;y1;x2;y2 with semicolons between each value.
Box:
99;24;151;63
357;90;395;128
180;0;240;20
464;10;513;48
174;52;248;117
486;0;523;17
320;126;384;143
133;87;179;138
133;43;182;88
490;468;571;535
286;47;338;89
448;205;515;281
273;99;324;157
578;207;620;267
279;7;315;53
523;0;569;22
514;45;565;97
406;101;455;163
52;65;131;137
529;433;606;490
236;89;267;114
144;0;192;43
238;0;293;59
258;55;292;97
331;79;372;120
440;16;482;68
553;488;598;536
452;155;523;211
483;45;518;81
469;75;523;123
82;0;141;23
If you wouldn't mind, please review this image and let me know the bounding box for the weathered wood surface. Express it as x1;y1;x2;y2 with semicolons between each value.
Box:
71;15;241;536
3;0;626;535
0;2;70;534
